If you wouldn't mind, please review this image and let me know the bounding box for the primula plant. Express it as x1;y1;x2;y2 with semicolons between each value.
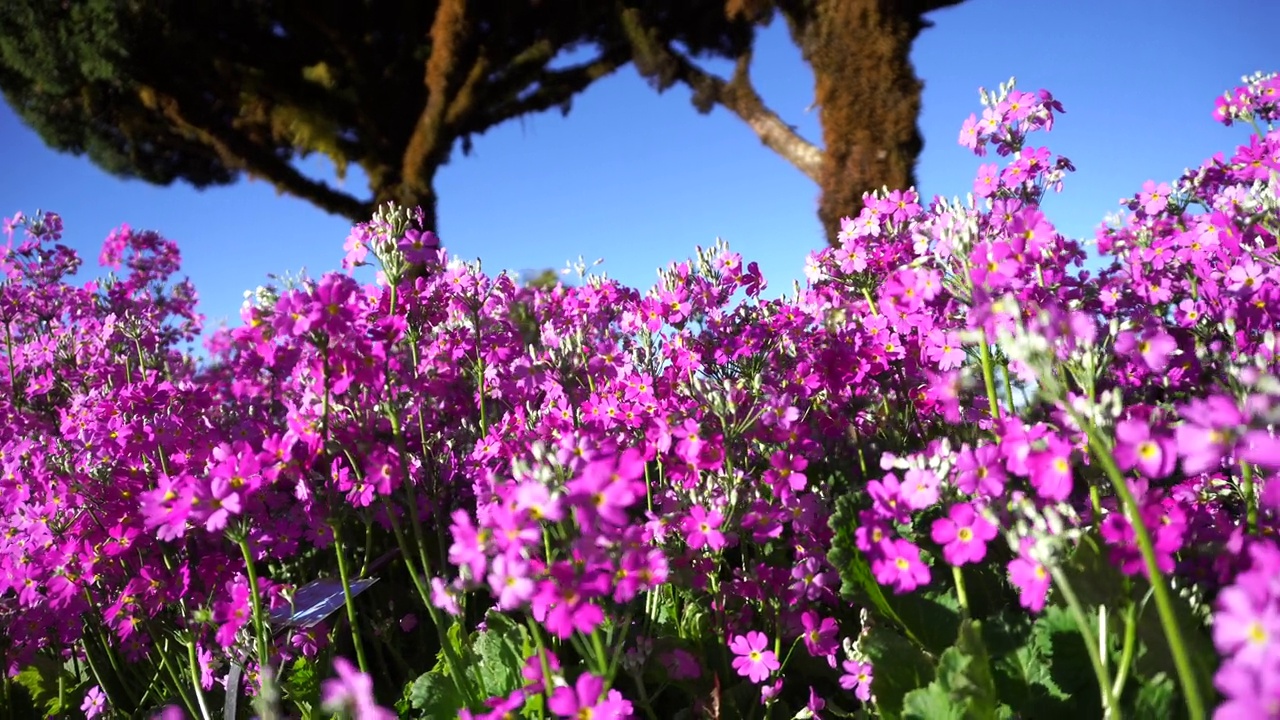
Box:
2;70;1280;720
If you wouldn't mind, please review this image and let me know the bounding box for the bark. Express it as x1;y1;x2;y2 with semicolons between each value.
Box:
779;0;958;245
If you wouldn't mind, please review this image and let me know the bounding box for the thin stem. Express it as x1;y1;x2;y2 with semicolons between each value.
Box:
332;522;371;674
1111;593;1141;701
237;537;272;677
1048;565;1119;720
3;320;19;411
1075;415;1206;720
186;637;213;720
380;503;479;708
978;334;1002;421
952;565;970;619
1242;461;1258;535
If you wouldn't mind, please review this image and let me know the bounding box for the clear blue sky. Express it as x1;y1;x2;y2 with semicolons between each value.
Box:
1;0;1274;336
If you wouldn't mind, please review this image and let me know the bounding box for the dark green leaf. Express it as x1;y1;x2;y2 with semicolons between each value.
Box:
407;670;466;718
1130;672;1178;720
902;680;965;720
862;624;936;720
474;610;532;698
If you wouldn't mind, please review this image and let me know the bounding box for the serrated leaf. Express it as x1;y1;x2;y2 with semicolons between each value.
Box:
901;681;965;720
1031;605;1101;716
889;588;963;656
407;670;465;718
942;620;1000;719
14;655;63;714
283;656;320;707
862;624;936;720
1130;672;1178;719
983;608;1075;719
474;611;531;698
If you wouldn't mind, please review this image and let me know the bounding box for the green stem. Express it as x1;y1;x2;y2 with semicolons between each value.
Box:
1002;361;1017;410
1242;461;1258;535
331;522;370;674
952;565;970;619
237;537;272;677
186;637;213;720
380;504;480;708
1111;594;1140;701
1048;565;1119;719
1076;416;1205;720
978;334;1002;421
3;320;19;411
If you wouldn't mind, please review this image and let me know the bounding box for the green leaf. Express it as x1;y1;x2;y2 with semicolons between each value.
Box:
942;620;1000;718
889;588;963;657
1129;672;1178;719
407;670;466;719
901;681;965;720
14;655;66;715
983;608;1075;719
1033;604;1102;705
862;624;936;720
1060;531;1214;713
283;656;320;708
473;611;532;698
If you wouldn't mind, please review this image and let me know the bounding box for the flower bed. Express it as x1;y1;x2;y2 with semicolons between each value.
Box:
1;71;1279;720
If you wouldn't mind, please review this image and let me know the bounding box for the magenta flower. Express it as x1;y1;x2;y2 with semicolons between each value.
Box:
212;580;251;648
840;659;874;702
684;505;726;551
1176;395;1244;474
871;538;931;593
931;503;998;566
1008;539;1051;613
321;657;396;720
900;467;940;510
1026;436;1073;502
531;563;605;639
954;443;1007;497
1213;577;1280;668
81;686;107;719
548;671;605;719
729;631;781;684
1114;418;1176;479
1139;180;1172;215
664;648;702;680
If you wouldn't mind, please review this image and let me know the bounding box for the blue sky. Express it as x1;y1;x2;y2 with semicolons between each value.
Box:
1;0;1275;338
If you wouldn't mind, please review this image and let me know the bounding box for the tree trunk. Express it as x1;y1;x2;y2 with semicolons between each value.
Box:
784;0;932;246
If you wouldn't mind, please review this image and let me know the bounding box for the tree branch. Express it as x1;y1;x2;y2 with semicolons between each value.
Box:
402;0;471;189
470;48;629;131
140;83;371;220
618;5;823;183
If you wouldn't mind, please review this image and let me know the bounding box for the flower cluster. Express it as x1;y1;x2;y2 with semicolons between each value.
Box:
0;70;1278;720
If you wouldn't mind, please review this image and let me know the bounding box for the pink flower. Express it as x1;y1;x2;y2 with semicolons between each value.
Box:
1026;436;1073;502
729;631;781;684
684;505;726;551
900;467;940;510
321;657;396;720
1008;539;1051;613
81;686;107;719
1139;180;1172;215
871;538;931;593
548;671;604;718
840;659;874;701
931;503;998;566
1114;418;1176;479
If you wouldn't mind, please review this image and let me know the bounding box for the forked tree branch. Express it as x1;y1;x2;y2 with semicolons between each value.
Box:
140;84;371;220
618;5;823;183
